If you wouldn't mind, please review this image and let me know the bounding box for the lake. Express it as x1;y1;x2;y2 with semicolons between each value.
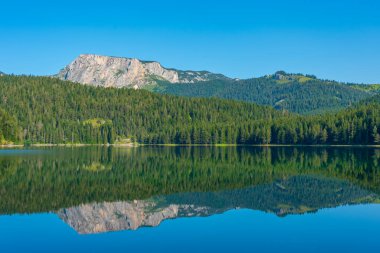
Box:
0;146;379;252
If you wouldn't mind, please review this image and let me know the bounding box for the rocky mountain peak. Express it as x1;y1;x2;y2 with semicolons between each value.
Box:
57;54;229;88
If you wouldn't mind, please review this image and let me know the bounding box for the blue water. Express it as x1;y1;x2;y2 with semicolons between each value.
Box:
1;204;379;253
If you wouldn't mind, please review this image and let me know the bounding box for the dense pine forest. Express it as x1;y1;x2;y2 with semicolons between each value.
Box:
0;108;18;144
152;72;378;114
0;75;379;145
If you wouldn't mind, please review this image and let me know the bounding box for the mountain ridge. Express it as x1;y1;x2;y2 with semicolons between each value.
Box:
57;54;230;88
56;54;379;114
56;54;380;88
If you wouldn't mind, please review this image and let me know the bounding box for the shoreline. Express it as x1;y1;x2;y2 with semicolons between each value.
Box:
151;143;380;148
0;143;138;148
1;143;379;148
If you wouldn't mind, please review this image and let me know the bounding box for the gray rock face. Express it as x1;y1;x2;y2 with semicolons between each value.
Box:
57;200;211;234
57;54;227;88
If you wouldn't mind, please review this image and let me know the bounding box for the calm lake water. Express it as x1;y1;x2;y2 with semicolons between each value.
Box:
0;146;379;253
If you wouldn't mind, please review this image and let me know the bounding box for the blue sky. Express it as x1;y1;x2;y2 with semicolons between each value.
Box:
0;0;379;83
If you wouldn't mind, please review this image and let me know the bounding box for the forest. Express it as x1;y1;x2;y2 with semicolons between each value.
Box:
0;75;379;145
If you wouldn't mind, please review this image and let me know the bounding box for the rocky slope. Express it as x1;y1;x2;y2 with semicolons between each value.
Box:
57;54;228;88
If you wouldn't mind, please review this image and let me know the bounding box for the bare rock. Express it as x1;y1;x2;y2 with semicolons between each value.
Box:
57;54;228;88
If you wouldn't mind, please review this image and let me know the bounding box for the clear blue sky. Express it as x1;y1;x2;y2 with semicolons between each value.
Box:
1;0;379;83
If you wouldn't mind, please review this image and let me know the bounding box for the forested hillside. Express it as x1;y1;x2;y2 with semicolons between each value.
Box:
0;75;379;145
0;75;280;144
153;72;376;114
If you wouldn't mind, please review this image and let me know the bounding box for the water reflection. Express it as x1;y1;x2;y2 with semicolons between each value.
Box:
58;175;379;234
0;146;379;234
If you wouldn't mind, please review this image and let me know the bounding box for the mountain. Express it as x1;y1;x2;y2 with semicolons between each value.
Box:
56;55;378;114
154;71;378;114
57;54;229;89
57;175;379;234
0;71;4;76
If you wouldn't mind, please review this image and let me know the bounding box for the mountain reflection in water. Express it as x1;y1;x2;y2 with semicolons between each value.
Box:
58;175;378;234
0;146;379;234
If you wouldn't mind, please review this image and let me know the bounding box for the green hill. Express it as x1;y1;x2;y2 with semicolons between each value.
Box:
152;71;377;114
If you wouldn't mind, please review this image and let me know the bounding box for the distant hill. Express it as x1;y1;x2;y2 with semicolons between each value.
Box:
153;71;377;114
